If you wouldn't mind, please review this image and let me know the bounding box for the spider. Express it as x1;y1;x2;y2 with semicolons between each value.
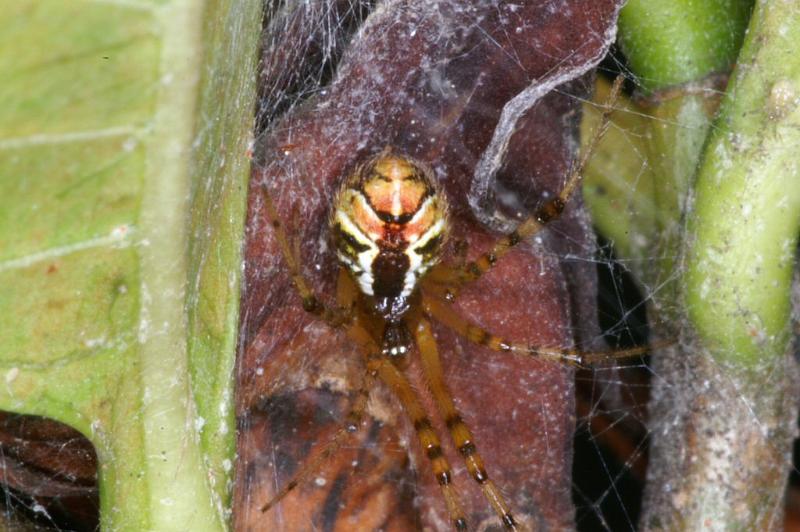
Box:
256;77;638;530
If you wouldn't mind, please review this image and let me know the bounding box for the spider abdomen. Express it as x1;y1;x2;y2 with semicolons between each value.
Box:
331;149;448;320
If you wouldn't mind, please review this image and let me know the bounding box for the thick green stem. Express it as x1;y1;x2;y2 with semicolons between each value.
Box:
636;1;800;529
586;0;799;529
586;2;753;311
619;0;753;93
684;3;800;369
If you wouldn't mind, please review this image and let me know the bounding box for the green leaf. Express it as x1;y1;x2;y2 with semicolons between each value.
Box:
0;1;260;529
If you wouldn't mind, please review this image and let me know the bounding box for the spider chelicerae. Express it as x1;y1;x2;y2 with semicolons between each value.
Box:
257;77;641;530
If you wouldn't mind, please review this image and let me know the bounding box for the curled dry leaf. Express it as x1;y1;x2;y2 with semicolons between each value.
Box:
0;413;98;531
237;1;623;530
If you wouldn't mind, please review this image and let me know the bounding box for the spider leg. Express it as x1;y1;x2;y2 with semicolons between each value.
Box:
414;316;525;531
440;76;624;296
261;184;351;326
423;294;654;367
259;359;377;513
344;314;469;528
259;308;469;524
260;269;365;514
374;356;468;530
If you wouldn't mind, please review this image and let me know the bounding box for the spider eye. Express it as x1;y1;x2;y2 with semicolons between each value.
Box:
331;150;448;301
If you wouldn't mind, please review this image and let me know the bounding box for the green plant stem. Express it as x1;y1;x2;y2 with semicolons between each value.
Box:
613;0;752;296
593;0;800;529
587;0;799;529
586;1;753;311
684;4;800;369
618;0;753;93
187;0;261;519
648;5;800;526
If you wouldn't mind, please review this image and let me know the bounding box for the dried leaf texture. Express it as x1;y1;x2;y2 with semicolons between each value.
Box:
0;414;98;531
237;1;622;530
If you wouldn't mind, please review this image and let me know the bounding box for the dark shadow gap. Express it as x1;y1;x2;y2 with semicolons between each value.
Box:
573;235;650;532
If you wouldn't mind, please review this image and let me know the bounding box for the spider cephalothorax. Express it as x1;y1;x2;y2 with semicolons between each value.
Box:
330;148;448;323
